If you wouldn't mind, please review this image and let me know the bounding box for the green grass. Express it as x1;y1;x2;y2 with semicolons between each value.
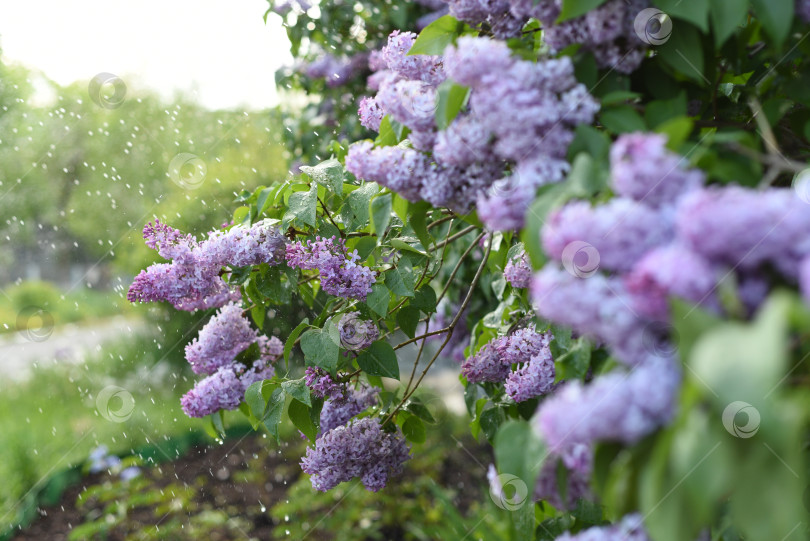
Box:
0;280;135;334
0;332;199;530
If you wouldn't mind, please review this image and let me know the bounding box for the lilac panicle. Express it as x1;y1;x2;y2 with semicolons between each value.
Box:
319;384;380;435
505;349;555;402
534;357;680;453
624;243;718;320
531;266;657;367
610;132;704;208
258;335;284;363
300;417;411;492
286;236;377;301
504;250;532;288
305;367;347;400
675;186;810;279
184;302;259;375
359;96;384;132
542;198;672;274
180;365;247;418
461;338;512;383
129;219;285;312
555;513;652;541
381;30;445;85
338;312;379;350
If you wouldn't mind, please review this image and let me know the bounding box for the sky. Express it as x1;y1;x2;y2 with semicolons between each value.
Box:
0;0;293;110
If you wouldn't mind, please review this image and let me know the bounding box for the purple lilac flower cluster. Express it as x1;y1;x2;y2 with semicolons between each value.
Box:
301;53;369;87
300;417;411;492
555;513;651;541
347;35;598;227
443;0;527;38
461;327;554;402
286;236;377;301
531;131;810;457
180;303;282;418
798;0;810;23
128;219;286;312
338;311;380;350
533;443;593;510
181;360;275;418
508;0;651;73
304;367;347;400
318;384;380;435
184;302;261;375
504;249;532;288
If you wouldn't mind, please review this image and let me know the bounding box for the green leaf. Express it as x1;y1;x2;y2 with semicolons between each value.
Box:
521;183;570;268
407;201;432;248
690;293;791;405
480;407;503;442
657;23;707;85
644;92;687;128
405;397;437;424
283;319;310;368
250;304;265;330
408;15;463;56
390;238;428;257
300;328;339;373
283;183;318;227
558;0;609;22
210;410;226;438
300;158;343;194
281;378;312;407
396;306;421;339
749;0;793;48
494;420;545;505
655;117;694;150
709;0;748;47
371;192;393;238
351;235;378;261
654;0;709;32
365;284;391;317
402;415;426;444
262;387;286;442
356;340;400;379
375;116;399;147
412;286;437;314
434;80;470;130
567;124;611;161
600;105;647;134
385;260;416;297
288;399;318;441
256;186;276;216
245;380;268;420
346;182;379;225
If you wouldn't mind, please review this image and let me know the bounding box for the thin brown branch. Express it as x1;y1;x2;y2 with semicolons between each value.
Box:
431;224;478;251
317;195;344;237
383;233;492;426
437;231;486;304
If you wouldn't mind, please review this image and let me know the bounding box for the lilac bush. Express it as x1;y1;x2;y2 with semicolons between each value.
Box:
129;2;810;538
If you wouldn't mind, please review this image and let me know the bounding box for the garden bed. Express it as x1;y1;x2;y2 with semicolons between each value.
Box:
12;423;491;541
